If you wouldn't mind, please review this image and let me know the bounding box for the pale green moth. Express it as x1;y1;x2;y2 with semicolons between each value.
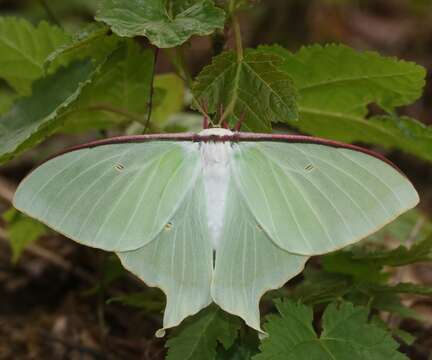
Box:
13;128;419;336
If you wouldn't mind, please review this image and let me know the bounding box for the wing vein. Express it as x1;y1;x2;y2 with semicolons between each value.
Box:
234;148;278;238
114;149;169;248
56;149;130;228
338;150;403;206
42;151;127;219
242;222;248;312
93;148;174;245
150;150;198;235
302;157;375;228
299;150;392;217
268;159;315;252
27;151;89;209
289;146;354;238
255;146;335;248
75;149;135;238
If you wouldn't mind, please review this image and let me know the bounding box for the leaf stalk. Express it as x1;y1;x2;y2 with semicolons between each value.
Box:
232;14;243;62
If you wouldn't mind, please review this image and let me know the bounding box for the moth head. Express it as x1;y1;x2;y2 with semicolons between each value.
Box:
198;128;233;137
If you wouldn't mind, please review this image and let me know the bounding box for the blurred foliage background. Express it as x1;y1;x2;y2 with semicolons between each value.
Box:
0;0;432;359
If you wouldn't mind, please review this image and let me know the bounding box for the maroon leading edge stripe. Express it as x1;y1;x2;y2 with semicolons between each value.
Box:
45;132;401;173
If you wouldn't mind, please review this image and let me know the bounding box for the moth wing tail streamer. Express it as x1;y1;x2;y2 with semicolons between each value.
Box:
211;179;309;333
13;141;201;252
116;176;213;336
232;141;419;256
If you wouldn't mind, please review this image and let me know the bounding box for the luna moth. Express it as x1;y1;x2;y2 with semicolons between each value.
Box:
13;128;419;336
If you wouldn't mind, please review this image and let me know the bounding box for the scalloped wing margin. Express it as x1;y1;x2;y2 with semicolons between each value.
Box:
116;176;213;336
231;142;419;256
13;141;201;251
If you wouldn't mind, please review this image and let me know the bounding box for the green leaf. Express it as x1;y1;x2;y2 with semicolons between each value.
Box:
366;282;432;296
298;113;432;163
3;208;46;263
371;316;416;345
0;88;17;116
166;305;241;360
84;255;127;295
366;209;432;245
322;252;386;283
323;232;432;281
0;17;70;94
353;235;432;267
46;23;120;71
337;208;432;274
262;44;432;162
292;269;351;305
364;283;432;320
153;73;185;125
292;260;432;320
255;300;407;360
96;0;225;48
371;293;420;320
167;0;210;14
217;329;259;360
0;59;95;164
100;254;127;285
193;50;298;131
217;343;257;360
61;40;154;132
393;329;416;346
265;44;425;112
292;258;432;322
107;290;165;312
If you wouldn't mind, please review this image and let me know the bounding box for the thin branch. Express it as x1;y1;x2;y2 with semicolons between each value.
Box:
143;47;160;134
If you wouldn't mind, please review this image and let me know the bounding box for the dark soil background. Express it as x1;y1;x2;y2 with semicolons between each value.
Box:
0;0;432;359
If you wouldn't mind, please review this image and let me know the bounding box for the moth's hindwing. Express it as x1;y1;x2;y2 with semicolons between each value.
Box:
212;177;308;332
117;176;213;335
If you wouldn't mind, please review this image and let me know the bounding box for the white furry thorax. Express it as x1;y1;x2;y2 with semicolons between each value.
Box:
199;128;233;250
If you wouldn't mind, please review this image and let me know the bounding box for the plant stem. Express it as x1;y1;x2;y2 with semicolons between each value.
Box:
38;0;62;28
232;14;244;61
143;47;160;134
229;0;244;61
220;5;244;123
